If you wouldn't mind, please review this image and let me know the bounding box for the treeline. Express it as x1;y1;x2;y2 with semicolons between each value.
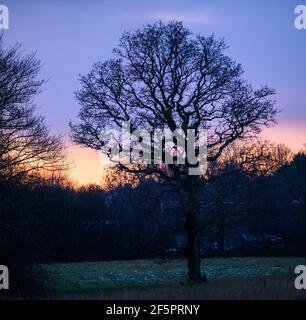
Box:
1;149;306;270
0;176;174;264
203;150;306;257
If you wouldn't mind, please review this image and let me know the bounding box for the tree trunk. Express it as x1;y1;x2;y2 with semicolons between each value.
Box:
186;226;203;283
185;185;206;283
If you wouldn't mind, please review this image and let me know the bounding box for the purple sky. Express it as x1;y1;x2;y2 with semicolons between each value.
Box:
4;0;306;184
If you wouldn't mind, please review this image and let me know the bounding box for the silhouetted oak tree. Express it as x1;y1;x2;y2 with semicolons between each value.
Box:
71;21;278;282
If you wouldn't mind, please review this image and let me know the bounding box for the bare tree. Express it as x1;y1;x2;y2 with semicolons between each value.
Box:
203;140;291;255
0;36;68;182
284;150;306;211
71;21;278;282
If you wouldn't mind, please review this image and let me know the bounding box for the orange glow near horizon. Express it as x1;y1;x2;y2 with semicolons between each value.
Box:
68;145;103;187
262;123;306;151
68;124;306;186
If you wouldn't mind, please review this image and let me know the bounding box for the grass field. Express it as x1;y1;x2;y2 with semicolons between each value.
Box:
30;257;306;299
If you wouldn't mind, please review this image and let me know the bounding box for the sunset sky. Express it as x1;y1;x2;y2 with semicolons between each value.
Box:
4;0;306;185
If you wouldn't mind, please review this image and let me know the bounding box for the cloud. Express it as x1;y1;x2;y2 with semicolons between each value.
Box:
126;11;214;25
151;12;212;24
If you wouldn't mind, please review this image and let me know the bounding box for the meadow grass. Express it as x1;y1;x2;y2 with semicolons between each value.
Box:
33;257;306;299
